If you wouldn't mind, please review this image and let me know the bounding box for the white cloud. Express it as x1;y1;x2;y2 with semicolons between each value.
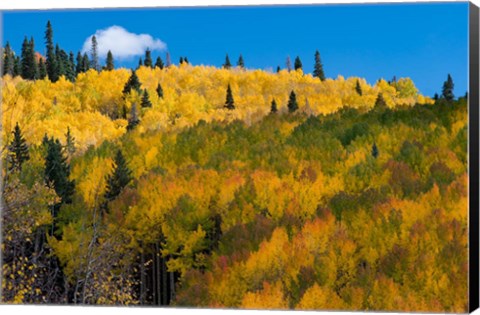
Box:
81;25;167;60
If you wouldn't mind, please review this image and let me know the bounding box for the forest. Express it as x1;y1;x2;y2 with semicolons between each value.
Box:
1;21;468;312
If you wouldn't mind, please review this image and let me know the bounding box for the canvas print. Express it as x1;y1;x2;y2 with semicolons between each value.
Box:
0;2;476;312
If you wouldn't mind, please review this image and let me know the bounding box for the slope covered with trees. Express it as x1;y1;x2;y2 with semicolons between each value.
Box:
1;21;467;313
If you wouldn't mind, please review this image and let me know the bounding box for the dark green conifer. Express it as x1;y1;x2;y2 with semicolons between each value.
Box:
155;57;164;69
156;83;164;99
270;99;278;114
313;50;325;80
287;90;298;113
355;80;362;96
374;93;387;109
8;123;30;172
223;54;231;69
294;56;302;71
82;53;90;72
105;50;114;71
224;84;235;110
38;58;47;79
13;56;21;77
442;74;454;101
44;137;75;204
141;89;152;108
144;49;153;68
103;150;133;206
276;66;281;73
371;142;379;159
65;126;76;156
3;42;15;76
90;35;99;71
237;55;245;68
45;20;59;82
122;70;142;96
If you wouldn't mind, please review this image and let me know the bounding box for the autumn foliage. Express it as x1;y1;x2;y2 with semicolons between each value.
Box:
1;64;467;312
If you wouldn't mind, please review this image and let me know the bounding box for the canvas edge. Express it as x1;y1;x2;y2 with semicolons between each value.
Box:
469;1;480;313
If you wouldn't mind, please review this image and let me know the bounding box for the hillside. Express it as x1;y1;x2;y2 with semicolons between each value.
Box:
1;66;467;312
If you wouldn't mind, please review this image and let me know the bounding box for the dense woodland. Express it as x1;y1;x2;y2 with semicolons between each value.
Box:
1;21;468;312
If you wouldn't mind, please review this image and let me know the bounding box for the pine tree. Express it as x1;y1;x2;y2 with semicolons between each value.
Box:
103;150;133;207
156;83;164;99
442;74;454;101
433;93;439;101
223;54;231;69
374;93;387;109
355;80;362;96
138;57;143;69
237;54;245;68
294;56;302;71
13;56;21;77
38;58;47;79
105;50;114;71
45;20;59;82
313;50;325;80
75;52;83;74
224;84;235;110
144;48;153;68
141;89;152;108
90;35;99;71
184;57;189;64
123;70;142;96
286;56;292;72
65;126;76;156
66;51;76;82
270;99;278;114
276;66;281;73
21;37;37;80
371;142;379;159
179;57;184;64
8;123;30;172
82;53;90;72
3;42;15;76
127;103;140;131
44;137;75;204
55;45;66;78
287;90;298;113
155;56;164;69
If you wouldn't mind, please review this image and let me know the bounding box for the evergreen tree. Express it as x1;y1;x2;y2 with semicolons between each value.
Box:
442;74;454;101
287;90;298;113
8;123;30;172
103;150;133;207
138;57;143;69
75;52;83;74
286;56;292;72
141;89;152;108
270;98;278;114
82;53;90;72
433;93;439;101
21;37;37;80
223;54;232;69
156;83;164;99
155;56;164;69
237;54;245;68
371;142;379;159
105;50;114;71
122;70;142;96
355;80;362;96
127;103;140;131
3;42;15;76
184;57;189;64
55;45;69;78
179;57;184;64
13;56;21;77
66;51;76;82
276;66;281;73
294;56;302;71
45;20;59;82
44;137;75;205
38;58;47;79
64;126;76;156
375;93;387;109
144;48;153;68
224;84;235;110
90;35;99;71
313;50;325;80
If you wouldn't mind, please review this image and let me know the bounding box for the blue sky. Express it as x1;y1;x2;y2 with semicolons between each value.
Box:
2;2;469;96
